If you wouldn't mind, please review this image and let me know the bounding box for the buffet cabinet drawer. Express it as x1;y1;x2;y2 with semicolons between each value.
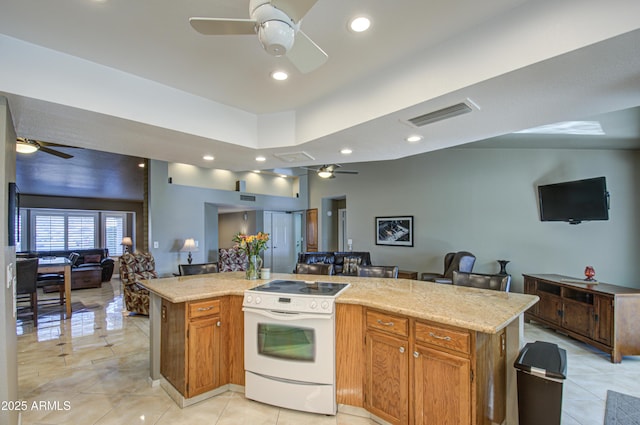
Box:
414;321;470;355
189;299;221;320
366;310;409;337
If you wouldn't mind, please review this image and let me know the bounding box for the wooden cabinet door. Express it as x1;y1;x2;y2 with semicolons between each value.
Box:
536;292;562;326
305;208;318;252
594;295;613;346
413;344;471;425
523;277;538;317
562;300;594;338
365;331;409;424
188;317;221;397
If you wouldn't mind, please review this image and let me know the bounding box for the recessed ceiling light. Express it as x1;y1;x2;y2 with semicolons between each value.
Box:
279;174;288;178
271;71;288;81
406;135;423;143
256;155;266;162
349;16;371;32
138;162;145;168
340;148;353;155
203;155;214;161
253;170;261;173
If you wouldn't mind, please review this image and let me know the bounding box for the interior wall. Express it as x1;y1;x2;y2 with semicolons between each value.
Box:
218;211;258;249
1;96;18;425
309;147;640;292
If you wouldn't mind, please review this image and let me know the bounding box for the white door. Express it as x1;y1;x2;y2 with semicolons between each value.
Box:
263;211;296;273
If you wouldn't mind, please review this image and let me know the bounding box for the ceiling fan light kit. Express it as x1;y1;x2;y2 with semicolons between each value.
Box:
16;138;40;154
189;0;328;74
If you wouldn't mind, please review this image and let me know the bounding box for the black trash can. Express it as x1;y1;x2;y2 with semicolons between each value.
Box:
514;341;567;425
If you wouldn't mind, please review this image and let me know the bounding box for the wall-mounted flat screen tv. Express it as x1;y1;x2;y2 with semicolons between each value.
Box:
538;176;609;225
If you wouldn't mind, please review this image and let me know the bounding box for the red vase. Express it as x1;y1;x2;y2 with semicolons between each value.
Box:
584;266;596;281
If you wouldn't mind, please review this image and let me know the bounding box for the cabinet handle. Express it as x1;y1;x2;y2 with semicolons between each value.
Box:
413;351;419;358
197;306;215;312
216;321;221;327
429;332;452;341
399;346;405;353
377;319;394;327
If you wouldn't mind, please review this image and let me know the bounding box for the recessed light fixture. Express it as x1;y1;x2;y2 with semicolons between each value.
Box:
253;170;261;173
406;135;423;143
256;155;266;162
271;71;288;81
279;174;288;178
349;16;371;32
138;162;145;168
203;155;214;161
340;148;353;155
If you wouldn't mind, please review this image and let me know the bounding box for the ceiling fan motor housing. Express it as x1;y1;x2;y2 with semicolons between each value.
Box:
251;0;297;56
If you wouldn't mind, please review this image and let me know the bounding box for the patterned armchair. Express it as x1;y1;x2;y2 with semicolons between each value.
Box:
219;246;248;272
120;251;158;315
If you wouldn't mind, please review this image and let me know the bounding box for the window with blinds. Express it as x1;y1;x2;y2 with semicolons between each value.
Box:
32;211;98;251
104;214;126;256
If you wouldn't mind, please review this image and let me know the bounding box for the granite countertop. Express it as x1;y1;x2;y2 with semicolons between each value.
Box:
141;272;539;334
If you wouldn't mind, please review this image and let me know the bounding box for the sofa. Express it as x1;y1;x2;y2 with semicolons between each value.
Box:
19;248;115;290
296;251;372;276
120;251;158;315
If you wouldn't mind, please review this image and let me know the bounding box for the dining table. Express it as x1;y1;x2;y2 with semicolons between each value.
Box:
37;256;73;318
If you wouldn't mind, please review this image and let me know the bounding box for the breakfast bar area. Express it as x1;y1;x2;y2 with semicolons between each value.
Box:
141;272;538;425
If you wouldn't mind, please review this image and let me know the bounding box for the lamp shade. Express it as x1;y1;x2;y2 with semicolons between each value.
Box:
121;237;133;246
180;238;198;252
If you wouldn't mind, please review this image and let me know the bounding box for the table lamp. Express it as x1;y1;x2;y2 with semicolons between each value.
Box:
180;238;197;264
121;237;133;253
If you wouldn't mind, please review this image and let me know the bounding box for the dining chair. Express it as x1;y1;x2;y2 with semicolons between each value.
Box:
295;263;335;275
179;262;219;276
16;258;40;327
356;265;399;278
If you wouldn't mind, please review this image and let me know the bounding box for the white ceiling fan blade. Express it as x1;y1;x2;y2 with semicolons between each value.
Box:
286;30;328;74
189;17;256;35
271;0;320;22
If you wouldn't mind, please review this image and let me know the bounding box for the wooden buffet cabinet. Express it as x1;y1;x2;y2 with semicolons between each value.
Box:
337;304;506;425
523;274;640;363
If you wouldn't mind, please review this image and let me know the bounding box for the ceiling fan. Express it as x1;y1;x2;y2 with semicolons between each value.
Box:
305;164;359;179
189;0;328;74
16;138;76;159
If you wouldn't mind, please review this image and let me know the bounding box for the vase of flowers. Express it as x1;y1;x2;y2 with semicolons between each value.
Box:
232;231;270;280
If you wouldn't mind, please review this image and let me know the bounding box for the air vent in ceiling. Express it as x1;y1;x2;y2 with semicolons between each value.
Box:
273;151;315;163
240;194;256;202
406;102;473;127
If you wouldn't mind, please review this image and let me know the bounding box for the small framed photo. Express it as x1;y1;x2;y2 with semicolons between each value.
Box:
375;216;413;247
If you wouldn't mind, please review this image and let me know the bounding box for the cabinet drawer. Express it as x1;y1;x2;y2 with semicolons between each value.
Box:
189;299;220;320
366;310;408;337
414;321;470;354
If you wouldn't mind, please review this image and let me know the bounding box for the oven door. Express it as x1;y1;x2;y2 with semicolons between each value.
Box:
244;307;334;385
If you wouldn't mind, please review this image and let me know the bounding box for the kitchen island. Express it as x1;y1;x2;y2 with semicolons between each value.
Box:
142;272;538;425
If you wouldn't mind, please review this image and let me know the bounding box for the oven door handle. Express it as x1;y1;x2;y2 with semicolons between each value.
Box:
244;308;332;321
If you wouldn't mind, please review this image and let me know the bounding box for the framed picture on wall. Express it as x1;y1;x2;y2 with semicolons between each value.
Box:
375;216;413;247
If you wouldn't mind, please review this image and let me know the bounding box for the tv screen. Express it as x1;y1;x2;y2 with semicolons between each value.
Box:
538;177;609;224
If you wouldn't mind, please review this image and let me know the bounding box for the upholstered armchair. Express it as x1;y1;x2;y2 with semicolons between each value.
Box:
119;251;158;315
421;251;476;284
219;246;248;272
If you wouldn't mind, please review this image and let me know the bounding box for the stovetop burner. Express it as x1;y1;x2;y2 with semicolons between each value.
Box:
249;279;349;297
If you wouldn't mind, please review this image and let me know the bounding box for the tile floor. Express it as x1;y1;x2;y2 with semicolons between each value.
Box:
15;279;640;425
